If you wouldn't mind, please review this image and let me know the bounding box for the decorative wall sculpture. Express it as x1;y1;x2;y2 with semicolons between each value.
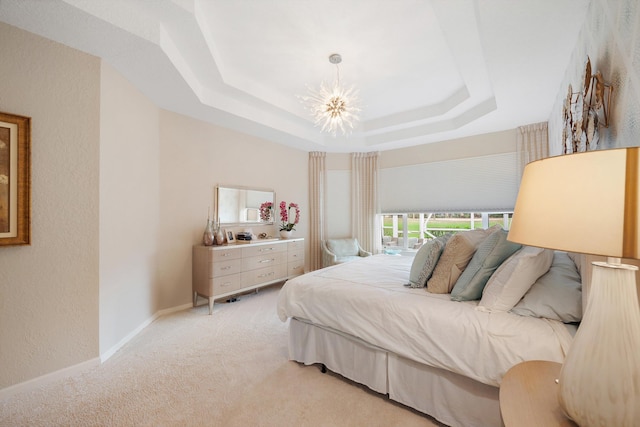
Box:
562;57;613;154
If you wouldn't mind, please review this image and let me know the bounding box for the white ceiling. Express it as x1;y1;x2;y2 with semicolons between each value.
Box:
0;0;588;153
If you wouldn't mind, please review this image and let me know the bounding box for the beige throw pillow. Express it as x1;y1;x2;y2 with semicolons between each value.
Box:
427;226;500;294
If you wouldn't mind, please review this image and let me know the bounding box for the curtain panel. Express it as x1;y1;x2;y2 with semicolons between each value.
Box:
308;152;327;271
517;122;549;180
351;152;381;254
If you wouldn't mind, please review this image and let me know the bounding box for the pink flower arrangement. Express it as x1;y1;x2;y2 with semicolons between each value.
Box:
279;201;300;231
259;201;273;222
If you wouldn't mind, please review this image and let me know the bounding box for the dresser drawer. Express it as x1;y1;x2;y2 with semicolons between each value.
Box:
242;252;285;271
242;243;287;258
210;258;242;278
288;250;304;263
212;274;243;296
212;247;242;262
287;240;304;252
242;264;286;287
288;262;305;277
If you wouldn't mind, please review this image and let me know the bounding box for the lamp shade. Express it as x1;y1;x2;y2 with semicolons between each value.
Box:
508;147;640;259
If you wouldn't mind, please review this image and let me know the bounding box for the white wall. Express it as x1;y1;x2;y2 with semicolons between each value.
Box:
548;0;640;154
99;62;161;357
0;22;100;389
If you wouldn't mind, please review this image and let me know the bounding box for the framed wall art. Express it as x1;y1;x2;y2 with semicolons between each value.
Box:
0;111;31;246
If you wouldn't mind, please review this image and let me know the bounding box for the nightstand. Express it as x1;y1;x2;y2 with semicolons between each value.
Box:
500;360;577;427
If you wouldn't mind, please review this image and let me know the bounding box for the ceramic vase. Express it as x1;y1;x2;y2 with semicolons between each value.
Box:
558;261;640;426
202;219;215;246
215;226;225;245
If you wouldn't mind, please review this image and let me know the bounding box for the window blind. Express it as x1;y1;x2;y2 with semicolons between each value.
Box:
379;152;518;213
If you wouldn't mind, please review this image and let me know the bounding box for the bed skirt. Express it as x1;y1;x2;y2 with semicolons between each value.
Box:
288;318;501;427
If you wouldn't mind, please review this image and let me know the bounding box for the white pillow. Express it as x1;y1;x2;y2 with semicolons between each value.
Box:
478;246;554;312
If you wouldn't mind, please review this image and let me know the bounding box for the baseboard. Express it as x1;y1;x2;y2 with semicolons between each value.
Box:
157;302;193;317
0;301;194;399
0;357;100;400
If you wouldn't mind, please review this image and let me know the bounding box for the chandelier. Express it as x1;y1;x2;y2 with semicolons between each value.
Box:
300;54;360;137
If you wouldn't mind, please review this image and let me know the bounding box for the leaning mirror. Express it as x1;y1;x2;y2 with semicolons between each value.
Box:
215;185;275;225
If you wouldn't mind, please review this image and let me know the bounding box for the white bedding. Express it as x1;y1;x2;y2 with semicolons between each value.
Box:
277;254;573;387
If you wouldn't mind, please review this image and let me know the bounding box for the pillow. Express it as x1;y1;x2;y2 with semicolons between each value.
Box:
478;246;554;312
450;230;522;301
427;226;500;294
566;252;583;276
511;251;582;323
407;237;446;288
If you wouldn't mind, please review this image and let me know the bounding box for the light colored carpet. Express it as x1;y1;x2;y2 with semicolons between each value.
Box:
0;284;444;426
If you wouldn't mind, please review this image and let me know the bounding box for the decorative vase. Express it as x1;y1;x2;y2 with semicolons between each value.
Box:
215;225;225;245
202;219;215;246
280;230;292;239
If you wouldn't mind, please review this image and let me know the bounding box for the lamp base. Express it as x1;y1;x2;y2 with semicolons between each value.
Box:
558;260;640;426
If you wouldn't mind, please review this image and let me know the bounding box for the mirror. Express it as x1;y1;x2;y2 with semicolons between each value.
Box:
215;185;275;225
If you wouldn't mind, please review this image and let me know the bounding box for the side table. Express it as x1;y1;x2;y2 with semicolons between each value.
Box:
500;360;577;427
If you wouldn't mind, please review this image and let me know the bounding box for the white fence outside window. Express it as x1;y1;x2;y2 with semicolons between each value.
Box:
381;212;513;252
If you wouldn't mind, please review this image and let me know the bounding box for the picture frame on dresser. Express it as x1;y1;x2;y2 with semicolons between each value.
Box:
0;111;31;246
224;229;235;243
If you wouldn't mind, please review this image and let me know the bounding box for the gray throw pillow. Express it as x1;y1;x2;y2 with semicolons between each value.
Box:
511;251;582;323
408;236;447;288
450;230;522;301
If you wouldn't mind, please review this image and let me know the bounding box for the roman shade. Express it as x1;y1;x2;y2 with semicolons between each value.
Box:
379;152;518;213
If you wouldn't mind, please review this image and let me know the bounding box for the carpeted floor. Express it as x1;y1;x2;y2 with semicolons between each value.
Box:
0;284;444;426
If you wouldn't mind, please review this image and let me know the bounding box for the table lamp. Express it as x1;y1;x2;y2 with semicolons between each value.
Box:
508;147;640;426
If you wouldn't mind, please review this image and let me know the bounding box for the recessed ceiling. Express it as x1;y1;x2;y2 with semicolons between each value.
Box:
0;0;587;152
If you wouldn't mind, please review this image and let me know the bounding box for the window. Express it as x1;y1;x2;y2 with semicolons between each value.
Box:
381;212;513;250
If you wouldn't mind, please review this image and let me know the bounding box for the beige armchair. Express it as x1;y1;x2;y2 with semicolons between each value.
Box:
321;238;372;268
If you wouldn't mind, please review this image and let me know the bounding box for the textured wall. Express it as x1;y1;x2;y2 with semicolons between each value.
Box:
0;22;100;389
157;110;309;310
99;62;161;357
548;0;640;154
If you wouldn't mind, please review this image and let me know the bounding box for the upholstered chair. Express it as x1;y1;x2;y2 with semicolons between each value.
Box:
321;238;372;268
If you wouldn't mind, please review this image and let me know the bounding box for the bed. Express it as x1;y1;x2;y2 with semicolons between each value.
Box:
277;229;583;427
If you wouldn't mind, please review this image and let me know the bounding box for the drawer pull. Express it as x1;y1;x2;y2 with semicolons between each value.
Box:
258;272;274;278
221;282;233;287
260;247;274;252
259;259;274;263
292;266;301;270
222;253;231;257
221;266;231;270
291;254;298;258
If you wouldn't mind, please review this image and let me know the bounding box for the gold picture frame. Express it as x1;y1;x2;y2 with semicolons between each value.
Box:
0;111;31;246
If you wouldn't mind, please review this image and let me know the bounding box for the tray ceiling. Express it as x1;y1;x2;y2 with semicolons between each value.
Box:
0;0;588;152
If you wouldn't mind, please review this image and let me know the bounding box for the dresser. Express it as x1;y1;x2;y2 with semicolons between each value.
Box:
192;238;304;314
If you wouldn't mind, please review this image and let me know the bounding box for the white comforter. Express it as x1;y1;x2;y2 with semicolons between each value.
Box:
277;254;573;387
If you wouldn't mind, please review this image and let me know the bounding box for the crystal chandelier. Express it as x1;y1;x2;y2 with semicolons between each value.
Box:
300;54;360;137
